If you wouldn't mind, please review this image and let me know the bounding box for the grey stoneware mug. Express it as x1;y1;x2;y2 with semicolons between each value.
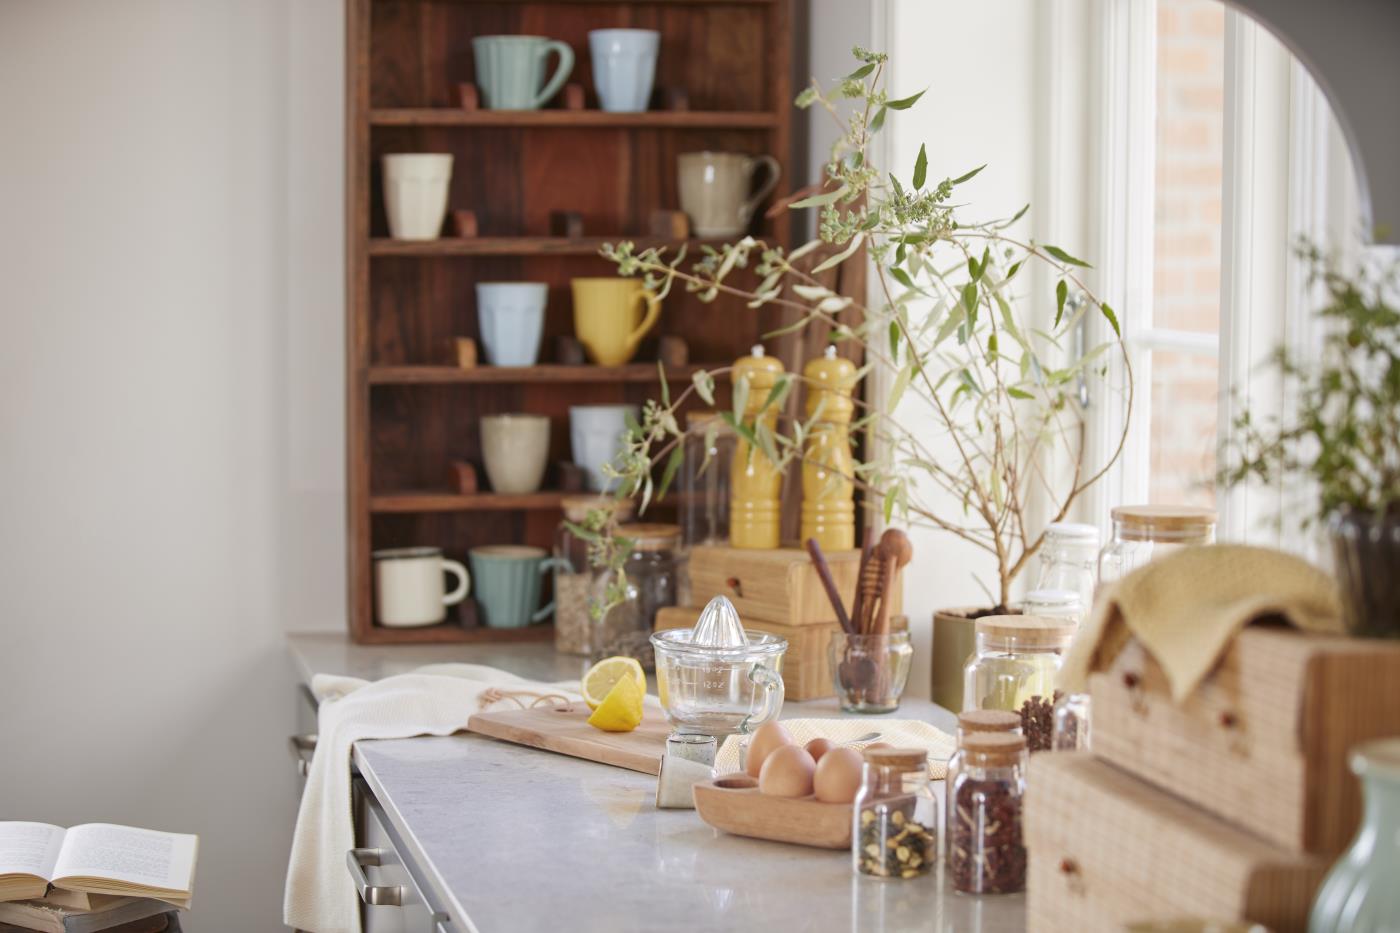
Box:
472;35;575;111
677;151;782;238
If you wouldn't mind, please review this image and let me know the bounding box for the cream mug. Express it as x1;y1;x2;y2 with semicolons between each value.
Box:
481;413;550;494
373;547;470;627
678;151;781;238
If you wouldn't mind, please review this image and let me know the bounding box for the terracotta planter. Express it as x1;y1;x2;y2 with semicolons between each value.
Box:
932;606;1016;713
1330;509;1400;638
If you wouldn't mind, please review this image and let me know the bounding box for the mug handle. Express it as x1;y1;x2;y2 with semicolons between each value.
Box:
531;557;572;623
533;40;575;109
624;289;663;358
441;560;470;606
739;155;782;229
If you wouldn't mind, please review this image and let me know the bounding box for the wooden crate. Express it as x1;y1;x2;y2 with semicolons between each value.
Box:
1088;626;1400;856
687;544;902;629
1026;752;1327;933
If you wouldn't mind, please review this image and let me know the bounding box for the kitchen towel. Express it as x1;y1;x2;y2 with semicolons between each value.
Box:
1059;543;1343;702
284;664;583;933
714;719;956;779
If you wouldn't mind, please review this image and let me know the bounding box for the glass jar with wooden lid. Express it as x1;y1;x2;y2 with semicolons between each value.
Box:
852;747;938;879
1098;505;1217;586
948;732;1028;894
592;523;681;667
946;709;1022;855
962;615;1076;713
553;495;633;656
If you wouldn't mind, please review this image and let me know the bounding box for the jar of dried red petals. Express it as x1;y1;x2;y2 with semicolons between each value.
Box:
948;731;1028;895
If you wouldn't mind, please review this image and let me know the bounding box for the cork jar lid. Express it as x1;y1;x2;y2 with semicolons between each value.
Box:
957;709;1023;735
561;495;635;523
1111;505;1217;542
618;522;681;552
961;731;1027;766
863;747;927;771
975;614;1077;649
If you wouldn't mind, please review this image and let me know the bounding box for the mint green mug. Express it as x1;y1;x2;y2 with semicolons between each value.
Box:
469;545;568;628
471;36;574;111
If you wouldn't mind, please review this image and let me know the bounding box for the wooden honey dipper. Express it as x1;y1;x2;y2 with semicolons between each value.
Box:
874;529;913;636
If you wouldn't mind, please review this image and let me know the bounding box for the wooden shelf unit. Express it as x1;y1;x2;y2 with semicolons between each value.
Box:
346;0;795;643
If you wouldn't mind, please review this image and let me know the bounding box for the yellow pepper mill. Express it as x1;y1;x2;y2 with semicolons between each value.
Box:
801;346;857;551
729;344;785;549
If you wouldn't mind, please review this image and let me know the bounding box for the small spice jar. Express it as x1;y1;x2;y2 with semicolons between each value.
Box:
946;710;1022;856
592;523;681;667
852;747;938;879
948;732;1028;894
1098;505;1217;586
1053;691;1092;751
554;496;633;656
962;615;1076;713
1035;521;1100;612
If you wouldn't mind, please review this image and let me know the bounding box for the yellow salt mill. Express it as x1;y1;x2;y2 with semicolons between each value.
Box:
801;346;857;551
729;344;785;549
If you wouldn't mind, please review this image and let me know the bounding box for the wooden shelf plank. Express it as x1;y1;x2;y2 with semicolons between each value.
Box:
371;109;777;128
370;491;674;513
373;0;773;5
355;622;556;645
367;236;720;257
367;363;704;385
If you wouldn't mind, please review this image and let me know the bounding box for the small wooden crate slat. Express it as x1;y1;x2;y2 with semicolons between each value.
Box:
1089;626;1400;855
1026;752;1328;933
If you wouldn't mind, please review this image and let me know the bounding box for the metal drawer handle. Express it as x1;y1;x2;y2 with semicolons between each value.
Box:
346;848;404;907
289;734;317;776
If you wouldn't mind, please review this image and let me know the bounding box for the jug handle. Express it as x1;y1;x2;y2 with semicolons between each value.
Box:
740;662;785;733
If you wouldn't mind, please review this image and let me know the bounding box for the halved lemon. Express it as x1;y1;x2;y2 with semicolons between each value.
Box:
586;674;644;733
581;655;646;711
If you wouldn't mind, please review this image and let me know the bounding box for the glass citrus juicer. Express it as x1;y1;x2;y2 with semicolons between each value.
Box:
650;595;787;737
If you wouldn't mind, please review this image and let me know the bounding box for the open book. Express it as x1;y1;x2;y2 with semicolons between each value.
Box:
0;823;197;909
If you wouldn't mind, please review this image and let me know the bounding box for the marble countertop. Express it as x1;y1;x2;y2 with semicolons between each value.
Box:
288;633;1026;933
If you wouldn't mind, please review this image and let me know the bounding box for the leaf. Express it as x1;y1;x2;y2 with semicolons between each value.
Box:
658;362;670;407
793;283;834;301
887;364;913;412
813;232;864;273
888;320;901;362
1007;387;1034;400
656;446;684;501
889;267;917;291
987;333;998;355
951;164;986;185
845;62;877;81
886;89;926;111
817;295;853;313
692;370;715;405
912;143;928;190
731;371;750;422
789;186;849;210
787;239;823;263
1044;244;1091;268
882;486;897;523
869;106;887;133
962;282;979;315
1100;301;1122;337
761;375;791;412
1055;279;1068;329
1004;203;1030;226
1004;260;1024;281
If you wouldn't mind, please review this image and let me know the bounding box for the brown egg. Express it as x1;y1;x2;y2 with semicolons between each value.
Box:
745;721;795;777
814;746;864;803
758;744;817;798
805;737;835;762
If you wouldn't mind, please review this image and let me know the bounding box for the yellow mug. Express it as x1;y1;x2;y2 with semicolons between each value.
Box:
570;278;662;366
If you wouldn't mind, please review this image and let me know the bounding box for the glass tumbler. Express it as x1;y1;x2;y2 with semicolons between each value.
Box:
830;631;914;714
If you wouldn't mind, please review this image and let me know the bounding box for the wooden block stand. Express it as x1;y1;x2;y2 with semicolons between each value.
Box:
344;0;796;643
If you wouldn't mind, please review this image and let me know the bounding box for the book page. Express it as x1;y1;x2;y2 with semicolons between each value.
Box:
0;822;65;880
51;824;196;893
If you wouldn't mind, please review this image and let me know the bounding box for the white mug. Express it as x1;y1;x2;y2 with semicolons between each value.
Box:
570;404;639;492
476;282;548;366
383;154;453;241
588;29;659;113
373;546;470;628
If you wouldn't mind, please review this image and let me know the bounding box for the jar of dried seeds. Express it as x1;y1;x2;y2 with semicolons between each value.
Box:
554;496;633;656
591;523;680;668
852;747;938;879
949;732;1028;894
945;710;1022;857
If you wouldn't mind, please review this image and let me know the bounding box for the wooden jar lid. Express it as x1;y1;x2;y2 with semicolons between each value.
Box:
561;496;635;523
863;747;927;771
975;614;1077;648
961;731;1027;766
618;522;681;551
957;709;1023;735
1111;505;1217;541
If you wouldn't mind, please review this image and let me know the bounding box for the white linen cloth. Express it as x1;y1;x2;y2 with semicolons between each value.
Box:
283;663;581;933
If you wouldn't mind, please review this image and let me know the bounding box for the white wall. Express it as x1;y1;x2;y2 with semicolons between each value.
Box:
0;1;344;927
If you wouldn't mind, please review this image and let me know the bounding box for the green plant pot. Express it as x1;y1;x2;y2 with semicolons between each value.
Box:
1329;509;1400;638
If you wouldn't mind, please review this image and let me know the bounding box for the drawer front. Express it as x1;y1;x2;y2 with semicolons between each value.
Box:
356;786;459;933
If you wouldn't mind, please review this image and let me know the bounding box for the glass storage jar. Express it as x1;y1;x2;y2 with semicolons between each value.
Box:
1022;588;1085;626
592;523;681;667
678;413;734;605
1052;692;1091;751
945;710;1022;856
852;747;938;879
1098;505;1217;586
963;615;1075;713
948;732;1029;894
1035;521;1100;612
554;495;633;656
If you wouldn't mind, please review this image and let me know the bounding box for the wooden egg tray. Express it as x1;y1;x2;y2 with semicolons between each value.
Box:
692;773;853;849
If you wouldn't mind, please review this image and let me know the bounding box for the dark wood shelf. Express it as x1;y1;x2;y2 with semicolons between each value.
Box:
356;622;555;645
368;363;705;385
370;109;778;128
373;0;773;5
367;236;718;257
371;491;675;514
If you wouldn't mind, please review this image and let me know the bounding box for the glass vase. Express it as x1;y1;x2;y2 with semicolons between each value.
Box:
1309;738;1400;933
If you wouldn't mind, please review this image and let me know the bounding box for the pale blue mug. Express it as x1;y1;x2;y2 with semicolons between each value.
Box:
588;29;659;113
476;282;547;366
469;546;568;628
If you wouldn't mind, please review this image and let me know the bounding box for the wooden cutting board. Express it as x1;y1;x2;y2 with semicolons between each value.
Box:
466;703;672;775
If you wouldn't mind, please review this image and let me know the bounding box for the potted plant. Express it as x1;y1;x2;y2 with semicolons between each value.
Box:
582;49;1134;705
1220;244;1400;638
